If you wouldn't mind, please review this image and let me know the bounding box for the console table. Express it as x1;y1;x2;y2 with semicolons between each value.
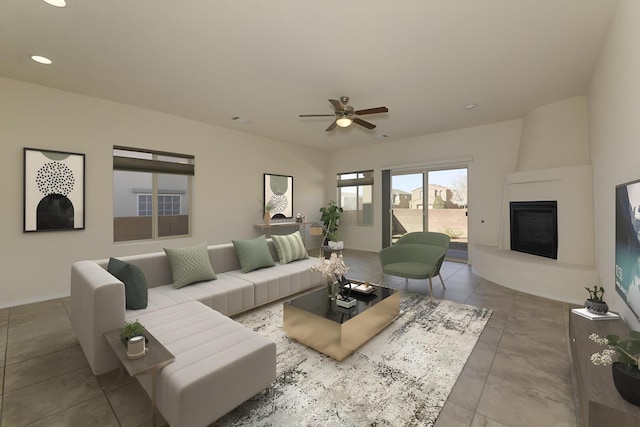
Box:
254;221;312;245
569;311;640;426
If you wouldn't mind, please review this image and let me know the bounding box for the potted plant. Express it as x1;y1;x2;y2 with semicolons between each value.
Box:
590;331;640;405
585;285;609;314
319;200;343;246
120;320;146;342
260;199;275;225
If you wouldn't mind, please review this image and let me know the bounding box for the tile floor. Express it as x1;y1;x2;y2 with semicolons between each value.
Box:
0;250;577;426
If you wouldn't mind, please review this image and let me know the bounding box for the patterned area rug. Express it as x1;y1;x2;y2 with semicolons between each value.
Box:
218;292;491;427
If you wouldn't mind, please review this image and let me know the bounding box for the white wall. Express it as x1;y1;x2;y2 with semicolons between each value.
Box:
517;96;590;171
0;77;327;308
589;0;640;328
327;120;523;256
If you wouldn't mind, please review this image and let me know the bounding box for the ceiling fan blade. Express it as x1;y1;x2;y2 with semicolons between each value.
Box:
299;114;335;117
325;121;337;132
329;99;345;111
353;117;376;130
355;106;389;115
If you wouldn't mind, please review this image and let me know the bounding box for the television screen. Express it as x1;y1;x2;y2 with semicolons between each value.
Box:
615;178;640;319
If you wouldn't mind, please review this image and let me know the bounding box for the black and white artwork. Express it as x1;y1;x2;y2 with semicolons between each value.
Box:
24;148;85;232
264;173;293;219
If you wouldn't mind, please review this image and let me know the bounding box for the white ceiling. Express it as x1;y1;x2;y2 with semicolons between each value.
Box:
0;0;618;151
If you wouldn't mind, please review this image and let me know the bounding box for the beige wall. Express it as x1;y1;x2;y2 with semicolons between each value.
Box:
327;120;523;256
589;0;640;328
0;77;327;308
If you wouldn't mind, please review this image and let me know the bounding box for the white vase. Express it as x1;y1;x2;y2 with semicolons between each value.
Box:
328;241;344;250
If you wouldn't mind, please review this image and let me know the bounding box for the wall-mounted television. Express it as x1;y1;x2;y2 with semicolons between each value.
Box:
615;178;640;320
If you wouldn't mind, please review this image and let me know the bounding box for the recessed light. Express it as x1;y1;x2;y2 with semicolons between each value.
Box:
42;0;66;7
31;55;52;65
231;116;252;123
465;103;477;110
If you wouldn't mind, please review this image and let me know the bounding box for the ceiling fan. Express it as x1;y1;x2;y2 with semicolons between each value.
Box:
299;96;389;132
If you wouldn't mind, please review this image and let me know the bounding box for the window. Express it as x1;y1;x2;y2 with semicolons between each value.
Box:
337;170;373;226
113;146;193;242
137;194;152;216
138;194;182;216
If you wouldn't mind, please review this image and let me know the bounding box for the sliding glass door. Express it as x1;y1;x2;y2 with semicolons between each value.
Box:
390;167;468;260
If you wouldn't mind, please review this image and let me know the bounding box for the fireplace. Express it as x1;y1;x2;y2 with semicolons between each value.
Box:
510;201;558;259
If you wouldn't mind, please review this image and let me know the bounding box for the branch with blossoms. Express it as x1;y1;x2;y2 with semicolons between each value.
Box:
590;332;640;368
310;252;349;283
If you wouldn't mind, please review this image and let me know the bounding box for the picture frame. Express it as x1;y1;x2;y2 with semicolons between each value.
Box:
24;148;85;232
264;173;293;219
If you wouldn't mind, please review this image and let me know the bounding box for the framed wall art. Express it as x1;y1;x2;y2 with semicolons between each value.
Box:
264;173;293;219
24;148;85;232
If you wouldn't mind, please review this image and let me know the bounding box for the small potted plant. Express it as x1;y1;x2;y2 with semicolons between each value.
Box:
584;285;608;314
590;331;640;406
259;199;275;225
120;320;146;343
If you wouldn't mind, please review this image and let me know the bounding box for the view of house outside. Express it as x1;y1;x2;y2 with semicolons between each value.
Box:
392;169;467;244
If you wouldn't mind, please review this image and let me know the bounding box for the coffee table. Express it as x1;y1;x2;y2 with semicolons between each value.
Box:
283;281;400;361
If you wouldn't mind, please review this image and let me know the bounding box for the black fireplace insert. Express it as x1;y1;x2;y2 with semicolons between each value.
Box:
510;201;558;259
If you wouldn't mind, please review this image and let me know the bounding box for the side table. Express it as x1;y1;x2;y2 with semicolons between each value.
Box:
104;329;175;427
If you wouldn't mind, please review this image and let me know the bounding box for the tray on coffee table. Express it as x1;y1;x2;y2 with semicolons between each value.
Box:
342;278;377;294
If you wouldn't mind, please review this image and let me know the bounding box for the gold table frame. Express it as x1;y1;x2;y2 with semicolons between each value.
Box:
283;286;400;361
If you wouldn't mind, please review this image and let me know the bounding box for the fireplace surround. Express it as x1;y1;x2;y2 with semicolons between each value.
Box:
510;200;558;259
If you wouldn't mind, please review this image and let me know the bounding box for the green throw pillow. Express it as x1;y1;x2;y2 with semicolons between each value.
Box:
107;258;148;310
232;235;276;273
164;242;217;289
272;231;309;264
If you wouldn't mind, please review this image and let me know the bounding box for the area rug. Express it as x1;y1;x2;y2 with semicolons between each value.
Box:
218;293;491;427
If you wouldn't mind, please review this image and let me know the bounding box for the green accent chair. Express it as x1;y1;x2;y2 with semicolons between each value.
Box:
379;232;451;300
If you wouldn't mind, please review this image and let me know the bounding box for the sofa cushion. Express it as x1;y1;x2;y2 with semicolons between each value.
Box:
107;257;148;309
164;243;217;289
271;231;308;264
232;235;275;273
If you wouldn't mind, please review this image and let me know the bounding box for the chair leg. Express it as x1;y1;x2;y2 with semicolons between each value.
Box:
380;272;384;286
428;277;434;301
439;273;445;288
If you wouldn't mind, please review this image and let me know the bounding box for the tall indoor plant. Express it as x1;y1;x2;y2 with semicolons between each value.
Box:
319;200;343;245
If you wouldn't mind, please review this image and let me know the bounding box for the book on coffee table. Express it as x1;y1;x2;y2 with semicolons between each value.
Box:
571;307;620;321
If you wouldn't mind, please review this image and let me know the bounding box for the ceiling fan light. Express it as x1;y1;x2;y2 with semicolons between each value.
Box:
31;55;52;64
336;117;352;128
43;0;66;7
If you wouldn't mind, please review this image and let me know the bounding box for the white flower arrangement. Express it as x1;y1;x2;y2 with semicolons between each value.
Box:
310;252;349;283
590;332;640;368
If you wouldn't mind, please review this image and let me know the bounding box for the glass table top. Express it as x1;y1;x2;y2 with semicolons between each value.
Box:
284;281;397;324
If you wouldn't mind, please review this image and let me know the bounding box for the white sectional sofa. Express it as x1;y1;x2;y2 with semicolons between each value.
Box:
70;239;322;426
